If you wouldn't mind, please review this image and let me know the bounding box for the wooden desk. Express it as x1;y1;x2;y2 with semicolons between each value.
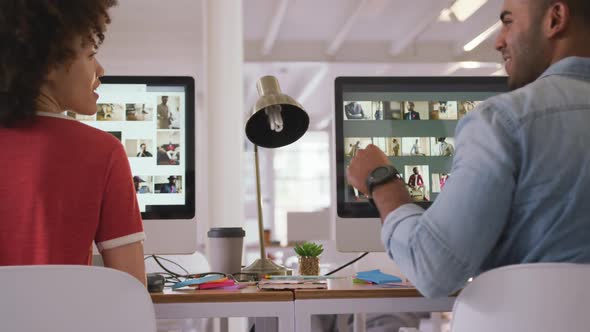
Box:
151;286;294;332
293;284;455;332
150;284;454;332
294;284;425;300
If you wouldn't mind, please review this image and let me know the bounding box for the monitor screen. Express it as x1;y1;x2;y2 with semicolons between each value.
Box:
335;77;508;251
82;76;196;254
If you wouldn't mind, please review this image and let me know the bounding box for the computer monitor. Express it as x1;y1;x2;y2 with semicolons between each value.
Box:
335;76;508;252
77;76;196;254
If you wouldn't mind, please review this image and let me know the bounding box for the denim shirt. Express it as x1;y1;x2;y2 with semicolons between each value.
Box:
382;57;590;298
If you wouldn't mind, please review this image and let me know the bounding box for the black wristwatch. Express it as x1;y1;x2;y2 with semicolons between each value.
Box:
366;165;402;206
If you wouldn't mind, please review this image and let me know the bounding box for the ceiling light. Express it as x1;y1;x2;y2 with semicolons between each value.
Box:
463;21;502;52
460;62;502;70
461;61;483;69
443;62;503;75
451;0;488;21
438;8;454;22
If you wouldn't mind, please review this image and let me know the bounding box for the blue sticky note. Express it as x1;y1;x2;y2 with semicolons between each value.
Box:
172;275;223;289
356;269;402;284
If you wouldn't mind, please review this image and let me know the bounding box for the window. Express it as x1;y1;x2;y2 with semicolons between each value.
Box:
273;131;331;244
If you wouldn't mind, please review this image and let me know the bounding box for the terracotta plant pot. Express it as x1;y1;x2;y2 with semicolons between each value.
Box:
298;256;320;275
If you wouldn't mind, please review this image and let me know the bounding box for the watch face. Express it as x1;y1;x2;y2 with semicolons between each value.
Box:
373;166;390;179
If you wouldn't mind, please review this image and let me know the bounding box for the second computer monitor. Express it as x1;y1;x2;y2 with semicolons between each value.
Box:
335;76;508;252
85;76;196;254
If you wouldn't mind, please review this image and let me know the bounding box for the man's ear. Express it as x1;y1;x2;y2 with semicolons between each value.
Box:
544;2;571;39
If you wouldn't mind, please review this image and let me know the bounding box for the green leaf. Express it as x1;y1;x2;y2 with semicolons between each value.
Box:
293;241;323;257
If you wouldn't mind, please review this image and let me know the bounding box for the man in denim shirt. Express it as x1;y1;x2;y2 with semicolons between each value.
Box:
347;0;590;298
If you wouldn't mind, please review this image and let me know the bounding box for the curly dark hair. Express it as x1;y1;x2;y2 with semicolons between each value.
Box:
0;0;118;127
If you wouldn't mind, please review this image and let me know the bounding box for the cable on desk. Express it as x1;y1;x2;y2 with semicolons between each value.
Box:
323;252;369;276
145;255;238;288
146;255;190;278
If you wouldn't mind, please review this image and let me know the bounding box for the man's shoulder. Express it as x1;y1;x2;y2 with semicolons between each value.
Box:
481;75;578;122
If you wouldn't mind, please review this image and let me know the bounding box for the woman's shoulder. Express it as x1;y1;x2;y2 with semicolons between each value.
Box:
37;114;124;151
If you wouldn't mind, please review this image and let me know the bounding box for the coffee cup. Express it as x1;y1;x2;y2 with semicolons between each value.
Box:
207;227;245;275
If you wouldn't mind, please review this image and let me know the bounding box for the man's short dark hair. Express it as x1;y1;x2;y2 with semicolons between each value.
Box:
536;0;590;27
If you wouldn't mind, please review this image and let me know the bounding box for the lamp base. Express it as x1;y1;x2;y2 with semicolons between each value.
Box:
241;258;292;279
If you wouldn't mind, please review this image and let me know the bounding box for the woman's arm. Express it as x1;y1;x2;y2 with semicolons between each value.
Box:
102;241;146;286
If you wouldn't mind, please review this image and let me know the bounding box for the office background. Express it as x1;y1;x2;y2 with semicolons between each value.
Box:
98;0;506;269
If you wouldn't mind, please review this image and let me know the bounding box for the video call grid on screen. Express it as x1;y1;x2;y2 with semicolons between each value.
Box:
335;77;508;218
71;77;195;219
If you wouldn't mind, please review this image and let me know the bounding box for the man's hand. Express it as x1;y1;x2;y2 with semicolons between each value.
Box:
346;144;390;194
347;144;412;221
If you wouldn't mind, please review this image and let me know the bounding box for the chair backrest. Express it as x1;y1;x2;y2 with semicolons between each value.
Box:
451;263;590;332
0;265;156;332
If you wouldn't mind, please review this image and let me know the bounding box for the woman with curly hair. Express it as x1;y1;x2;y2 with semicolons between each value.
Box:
0;0;146;286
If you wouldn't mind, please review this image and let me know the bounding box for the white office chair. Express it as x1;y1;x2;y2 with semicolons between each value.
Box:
451;263;590;332
0;265;156;332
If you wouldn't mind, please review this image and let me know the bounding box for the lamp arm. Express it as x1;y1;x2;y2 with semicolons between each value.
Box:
254;145;266;260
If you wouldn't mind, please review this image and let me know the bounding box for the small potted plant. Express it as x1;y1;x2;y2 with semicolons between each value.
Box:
294;241;323;275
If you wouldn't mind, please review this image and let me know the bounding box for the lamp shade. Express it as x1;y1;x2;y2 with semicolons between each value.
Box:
245;76;309;148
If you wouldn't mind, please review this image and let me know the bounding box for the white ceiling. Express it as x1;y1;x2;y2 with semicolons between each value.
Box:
100;0;507;129
243;0;503;61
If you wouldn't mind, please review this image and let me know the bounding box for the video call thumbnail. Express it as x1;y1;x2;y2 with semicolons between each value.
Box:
157;95;181;129
402;101;429;120
401;137;430;156
384;137;401;156
156;131;181;165
344;100;481;121
344;137;372;157
432;173;450;193
126;103;154;121
344;164;434;203
344;163;435;203
429;101;458;120
343;136;456;158
133;175;184;194
154;175;183;194
126;139;154;158
96;103;125;121
343;101;371;120
404;165;430;202
431;137;455;156
133;175;153;194
342;136;453;202
73;84;189;212
341;98;482;205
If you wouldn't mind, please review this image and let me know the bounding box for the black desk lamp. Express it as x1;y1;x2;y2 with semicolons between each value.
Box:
241;76;309;278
